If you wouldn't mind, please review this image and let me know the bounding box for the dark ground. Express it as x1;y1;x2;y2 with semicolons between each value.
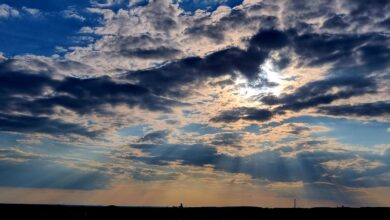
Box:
0;204;388;219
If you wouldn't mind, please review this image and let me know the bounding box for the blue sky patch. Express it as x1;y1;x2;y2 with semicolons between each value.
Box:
286;116;390;147
177;0;243;12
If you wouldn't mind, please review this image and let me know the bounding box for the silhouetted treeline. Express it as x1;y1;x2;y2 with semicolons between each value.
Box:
0;204;388;219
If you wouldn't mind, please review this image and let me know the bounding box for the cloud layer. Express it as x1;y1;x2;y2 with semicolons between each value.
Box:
0;0;389;206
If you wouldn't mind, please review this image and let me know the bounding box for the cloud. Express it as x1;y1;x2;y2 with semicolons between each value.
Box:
321;158;384;173
249;29;288;50
131;168;180;181
119;46;181;59
211;132;243;147
126;29;288;98
66;0;283;75
0;113;96;137
321;14;349;30
90;0;129;8
318;102;390;117
180;123;223;135
129;144;222;166
0;68;183;115
0;4;19;18
0;4;43;19
61;7;86;21
138;130;170;144
128;142;390;188
1;0;390;205
0;55;98;77
0;63;185;137
0;53;6;62
210;107;274;123
184;6;278;43
208;29;388;123
292;32;389;72
261;74;377;112
278;0;390;34
21;7;41;16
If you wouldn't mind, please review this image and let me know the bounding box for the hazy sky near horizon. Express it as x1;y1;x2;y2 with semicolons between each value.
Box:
0;0;389;207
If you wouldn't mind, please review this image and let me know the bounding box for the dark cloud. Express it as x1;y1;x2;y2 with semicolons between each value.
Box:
280;0;389;38
210;107;274;123
261;75;377;112
294;140;328;151
250;29;289;50
377;17;390;29
152;15;177;32
120;47;181;59
185;7;279;43
138;130;169;144
209;78;235;88
129;142;385;205
0;66;184;136
345;0;390;18
185;24;226;43
131;168;179;181
129;144;222;166
211;30;388;123
180;123;223;135
288;124;311;135
128;143;390;188
292;32;390;72
119;47;181;59
106;34;160;54
126;29;289;97
293;33;365;67
1;25;388;143
318;102;390;117
0;69;54;96
53;76;182;113
126;47;268;97
0;113;96;137
211;133;243;148
322;14;349;30
0;68;183;115
273;55;291;70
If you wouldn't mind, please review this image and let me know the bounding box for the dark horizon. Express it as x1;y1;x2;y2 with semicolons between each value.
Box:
1;204;389;219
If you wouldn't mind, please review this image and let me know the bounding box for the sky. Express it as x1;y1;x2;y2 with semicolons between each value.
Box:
0;0;389;207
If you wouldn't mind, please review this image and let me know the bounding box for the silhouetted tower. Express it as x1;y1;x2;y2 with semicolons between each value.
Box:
294;199;297;208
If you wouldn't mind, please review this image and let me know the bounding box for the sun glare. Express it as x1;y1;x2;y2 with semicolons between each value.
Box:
236;60;283;98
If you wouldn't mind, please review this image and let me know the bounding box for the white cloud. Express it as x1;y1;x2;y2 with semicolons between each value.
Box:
90;0;125;8
0;52;6;62
62;7;86;21
322;157;384;172
5;54;98;78
66;0;271;76
0;4;20;18
128;0;146;7
50;0;389;78
22;7;41;16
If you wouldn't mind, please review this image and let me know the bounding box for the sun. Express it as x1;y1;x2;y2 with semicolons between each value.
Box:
236;60;283;98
